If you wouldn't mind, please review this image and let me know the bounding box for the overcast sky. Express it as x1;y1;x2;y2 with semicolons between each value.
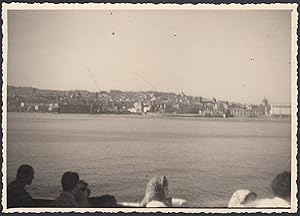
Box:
7;10;291;104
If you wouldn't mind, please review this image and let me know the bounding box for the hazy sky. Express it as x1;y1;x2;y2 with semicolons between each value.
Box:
8;10;291;104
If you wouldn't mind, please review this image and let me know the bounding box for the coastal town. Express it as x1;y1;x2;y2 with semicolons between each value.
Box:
7;86;291;118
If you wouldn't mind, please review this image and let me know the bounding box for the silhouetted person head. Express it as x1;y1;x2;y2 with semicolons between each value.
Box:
271;171;291;201
7;165;34;208
16;164;34;185
75;180;91;207
61;172;79;193
76;180;91;197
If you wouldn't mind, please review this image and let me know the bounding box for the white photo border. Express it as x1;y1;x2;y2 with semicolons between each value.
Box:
1;2;298;213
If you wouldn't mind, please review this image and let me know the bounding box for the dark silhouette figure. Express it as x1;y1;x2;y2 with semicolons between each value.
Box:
271;171;291;202
7;164;34;208
52;171;80;207
253;171;291;207
75;180;91;207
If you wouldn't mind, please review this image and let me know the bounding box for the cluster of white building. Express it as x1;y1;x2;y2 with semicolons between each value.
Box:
270;104;291;116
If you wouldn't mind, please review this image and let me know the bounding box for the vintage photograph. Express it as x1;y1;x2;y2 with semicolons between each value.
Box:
1;3;298;213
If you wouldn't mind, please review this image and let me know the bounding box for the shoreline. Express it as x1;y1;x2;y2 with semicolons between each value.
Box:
7;111;291;122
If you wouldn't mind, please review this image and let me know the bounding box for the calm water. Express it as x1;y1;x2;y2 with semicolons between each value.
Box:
7;112;291;207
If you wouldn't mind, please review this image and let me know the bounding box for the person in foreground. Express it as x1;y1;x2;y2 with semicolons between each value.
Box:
52;171;80;207
228;171;291;208
228;189;257;207
254;171;291;207
7;164;35;208
140;176;187;207
75;180;91;207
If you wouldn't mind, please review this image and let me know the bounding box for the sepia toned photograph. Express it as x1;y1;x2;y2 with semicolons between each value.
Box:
1;3;298;213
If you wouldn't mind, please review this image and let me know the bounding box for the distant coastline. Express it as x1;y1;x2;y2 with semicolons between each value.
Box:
8;111;291;122
7;85;291;119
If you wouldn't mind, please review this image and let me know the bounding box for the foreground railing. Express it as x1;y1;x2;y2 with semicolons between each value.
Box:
32;195;127;207
32;197;187;208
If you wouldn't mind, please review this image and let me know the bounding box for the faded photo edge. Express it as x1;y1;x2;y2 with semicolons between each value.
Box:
1;2;298;213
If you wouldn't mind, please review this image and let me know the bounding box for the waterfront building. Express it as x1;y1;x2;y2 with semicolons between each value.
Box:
134;102;142;113
7;102;18;112
59;104;90;113
270;104;291;117
128;102;143;113
228;107;265;118
142;102;151;113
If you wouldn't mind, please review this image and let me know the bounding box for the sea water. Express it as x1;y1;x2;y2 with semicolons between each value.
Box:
7;112;291;207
